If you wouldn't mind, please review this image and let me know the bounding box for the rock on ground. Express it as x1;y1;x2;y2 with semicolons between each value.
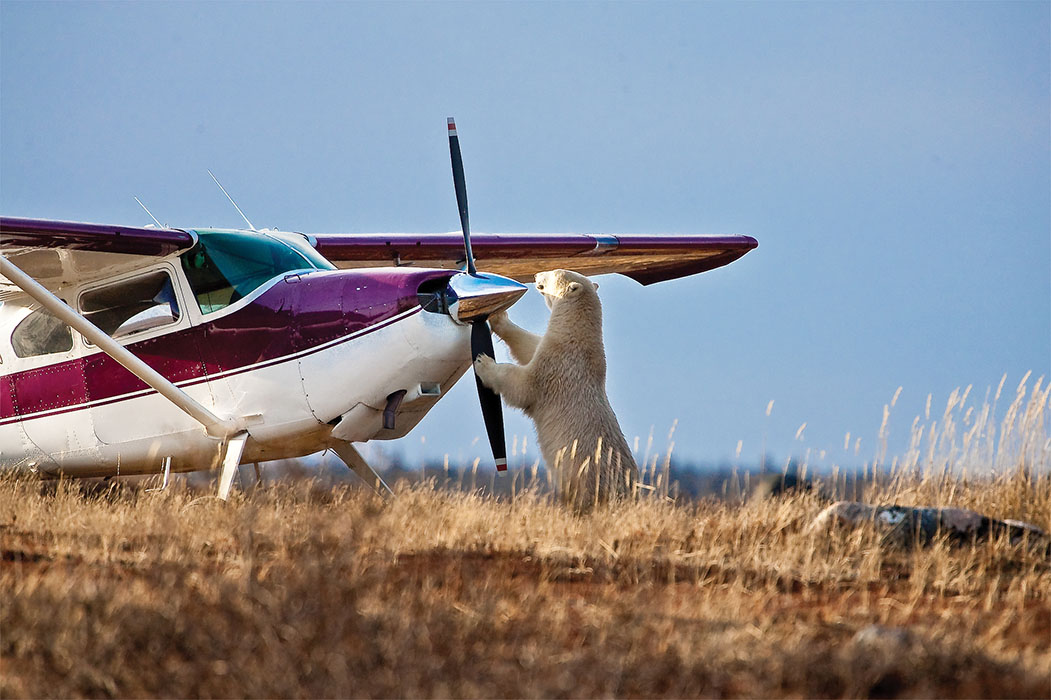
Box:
808;501;1047;548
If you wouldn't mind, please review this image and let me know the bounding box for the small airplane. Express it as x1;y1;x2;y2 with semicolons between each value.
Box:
0;119;757;498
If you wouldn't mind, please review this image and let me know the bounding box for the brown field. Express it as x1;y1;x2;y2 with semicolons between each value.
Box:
2;378;1050;698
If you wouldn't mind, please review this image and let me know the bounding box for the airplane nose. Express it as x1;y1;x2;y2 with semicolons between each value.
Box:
446;272;528;324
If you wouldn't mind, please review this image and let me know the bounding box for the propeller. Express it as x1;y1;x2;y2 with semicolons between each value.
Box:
448;117;507;471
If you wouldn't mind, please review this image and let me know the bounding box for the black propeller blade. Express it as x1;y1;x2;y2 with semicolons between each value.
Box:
448;117;507;471
447;118;477;276
471;320;507;471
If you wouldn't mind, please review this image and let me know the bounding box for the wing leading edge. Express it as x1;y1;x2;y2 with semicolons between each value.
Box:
313;232;757;285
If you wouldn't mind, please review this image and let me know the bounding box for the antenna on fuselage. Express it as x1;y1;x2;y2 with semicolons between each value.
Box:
207;169;257;231
134;196;165;229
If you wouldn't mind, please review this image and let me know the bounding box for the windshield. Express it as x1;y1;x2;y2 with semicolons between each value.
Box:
181;230;334;314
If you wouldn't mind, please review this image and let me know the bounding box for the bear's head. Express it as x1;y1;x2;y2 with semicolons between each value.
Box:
534;269;599;311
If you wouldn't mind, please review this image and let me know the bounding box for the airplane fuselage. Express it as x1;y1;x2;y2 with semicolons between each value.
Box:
0;230;474;477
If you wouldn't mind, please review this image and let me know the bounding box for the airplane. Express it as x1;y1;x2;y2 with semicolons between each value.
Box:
0;119;757;498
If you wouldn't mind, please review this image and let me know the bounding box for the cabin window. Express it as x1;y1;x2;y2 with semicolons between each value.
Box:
11;307;74;358
79;270;181;340
181;231;334;314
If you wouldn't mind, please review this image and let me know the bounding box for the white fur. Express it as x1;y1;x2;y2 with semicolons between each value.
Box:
475;269;637;510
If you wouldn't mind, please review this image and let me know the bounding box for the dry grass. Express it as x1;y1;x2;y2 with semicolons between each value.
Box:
2;378;1049;698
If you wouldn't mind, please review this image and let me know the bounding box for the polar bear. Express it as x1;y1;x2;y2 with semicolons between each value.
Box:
473;269;637;510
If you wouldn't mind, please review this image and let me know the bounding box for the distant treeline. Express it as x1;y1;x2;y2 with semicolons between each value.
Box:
220;453;881;503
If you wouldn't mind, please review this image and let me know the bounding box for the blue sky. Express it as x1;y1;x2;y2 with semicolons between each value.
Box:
2;2;1048;472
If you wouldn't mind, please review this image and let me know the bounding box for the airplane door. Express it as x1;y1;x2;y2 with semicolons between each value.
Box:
85;332;208;445
83;267;206;445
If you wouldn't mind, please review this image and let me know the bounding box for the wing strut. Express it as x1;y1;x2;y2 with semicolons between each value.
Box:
0;256;246;440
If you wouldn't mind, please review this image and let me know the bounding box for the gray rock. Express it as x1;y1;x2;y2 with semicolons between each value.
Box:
809;501;1047;548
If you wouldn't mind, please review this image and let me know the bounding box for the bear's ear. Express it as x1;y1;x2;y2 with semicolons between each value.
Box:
592;280;599;290
568;281;582;294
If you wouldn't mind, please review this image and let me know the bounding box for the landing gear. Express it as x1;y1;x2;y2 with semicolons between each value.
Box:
331;442;394;497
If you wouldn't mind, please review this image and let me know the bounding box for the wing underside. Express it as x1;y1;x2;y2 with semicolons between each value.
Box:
313;232;757;285
0;217;197;297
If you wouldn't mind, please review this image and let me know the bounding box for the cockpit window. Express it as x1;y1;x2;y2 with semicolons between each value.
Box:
80;270;181;340
181;231;334;314
11;307;74;358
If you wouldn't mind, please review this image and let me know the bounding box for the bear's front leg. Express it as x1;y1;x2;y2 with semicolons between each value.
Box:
473;355;535;411
489;311;542;365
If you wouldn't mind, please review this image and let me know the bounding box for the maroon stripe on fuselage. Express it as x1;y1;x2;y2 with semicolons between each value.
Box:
1;268;454;422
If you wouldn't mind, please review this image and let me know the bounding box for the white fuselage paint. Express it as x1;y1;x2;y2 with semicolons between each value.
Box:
0;307;471;478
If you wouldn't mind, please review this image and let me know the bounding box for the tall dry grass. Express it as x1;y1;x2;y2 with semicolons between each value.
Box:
1;377;1048;698
814;373;1051;524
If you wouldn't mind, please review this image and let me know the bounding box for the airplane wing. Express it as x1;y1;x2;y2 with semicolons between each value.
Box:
1;217;757;292
0;217;197;297
312;232;757;285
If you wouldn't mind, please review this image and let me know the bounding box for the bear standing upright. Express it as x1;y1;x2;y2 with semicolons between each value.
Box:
473;269;637;511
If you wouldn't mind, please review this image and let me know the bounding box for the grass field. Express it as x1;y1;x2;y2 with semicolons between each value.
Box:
2;378;1049;698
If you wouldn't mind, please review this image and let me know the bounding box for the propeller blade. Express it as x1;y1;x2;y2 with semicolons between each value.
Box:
447;117;476;275
449;118;506;471
471;319;507;471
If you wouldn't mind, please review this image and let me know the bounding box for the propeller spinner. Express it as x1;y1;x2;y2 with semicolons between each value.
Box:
448;117;510;471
